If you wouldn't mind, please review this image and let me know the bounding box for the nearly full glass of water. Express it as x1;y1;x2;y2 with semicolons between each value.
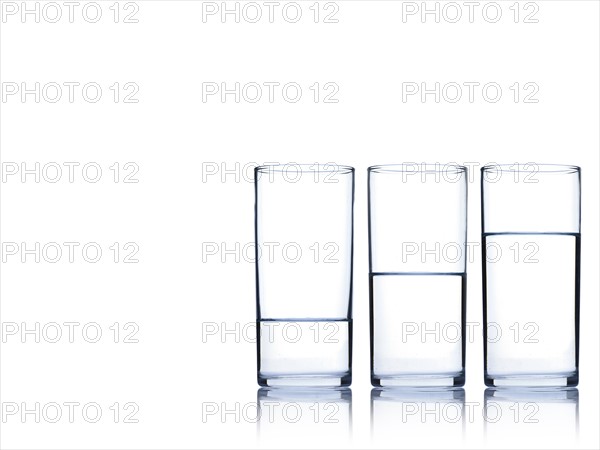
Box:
254;164;354;387
481;164;581;387
368;164;468;387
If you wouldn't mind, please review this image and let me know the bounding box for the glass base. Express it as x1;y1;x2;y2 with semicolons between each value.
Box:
372;372;465;388
485;372;578;387
258;372;351;387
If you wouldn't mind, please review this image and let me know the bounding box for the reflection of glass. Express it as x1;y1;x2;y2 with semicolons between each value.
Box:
257;387;352;446
484;388;579;448
371;388;465;446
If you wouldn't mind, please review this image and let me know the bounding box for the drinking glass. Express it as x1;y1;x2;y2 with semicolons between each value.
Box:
481;163;581;387
255;163;354;387
368;163;468;387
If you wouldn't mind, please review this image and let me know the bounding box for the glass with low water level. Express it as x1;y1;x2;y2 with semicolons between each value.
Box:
481;164;581;387
368;164;468;387
255;164;354;387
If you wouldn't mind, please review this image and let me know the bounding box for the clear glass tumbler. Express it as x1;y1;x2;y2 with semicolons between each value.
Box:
368;164;468;387
255;163;354;387
481;163;581;387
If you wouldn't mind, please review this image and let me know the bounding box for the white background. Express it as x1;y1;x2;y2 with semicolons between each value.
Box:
0;1;599;448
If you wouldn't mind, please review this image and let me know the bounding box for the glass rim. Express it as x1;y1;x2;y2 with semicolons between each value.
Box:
481;163;580;174
255;163;354;174
368;163;467;174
